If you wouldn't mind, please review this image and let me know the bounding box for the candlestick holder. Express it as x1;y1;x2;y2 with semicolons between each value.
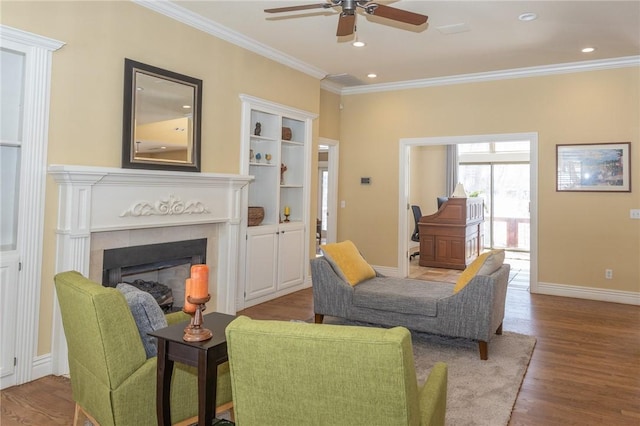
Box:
284;213;290;222
183;294;212;342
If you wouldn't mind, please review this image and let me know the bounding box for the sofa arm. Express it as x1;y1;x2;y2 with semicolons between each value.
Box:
437;264;510;341
419;362;448;426
310;257;354;318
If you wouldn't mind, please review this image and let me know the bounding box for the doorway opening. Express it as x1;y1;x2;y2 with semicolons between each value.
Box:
398;132;538;293
317;138;339;254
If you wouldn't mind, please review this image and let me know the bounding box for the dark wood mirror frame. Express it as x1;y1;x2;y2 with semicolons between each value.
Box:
122;58;202;172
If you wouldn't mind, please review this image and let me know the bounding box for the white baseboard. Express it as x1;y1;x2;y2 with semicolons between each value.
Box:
536;281;640;306
372;265;639;306
31;353;52;381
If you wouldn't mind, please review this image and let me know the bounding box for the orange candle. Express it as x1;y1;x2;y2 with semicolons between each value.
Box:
183;278;197;313
190;264;209;299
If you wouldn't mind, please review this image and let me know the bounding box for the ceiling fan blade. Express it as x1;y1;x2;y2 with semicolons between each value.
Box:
265;3;330;13
336;13;356;36
366;3;428;26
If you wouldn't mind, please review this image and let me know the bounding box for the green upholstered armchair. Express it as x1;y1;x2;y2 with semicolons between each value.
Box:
225;316;448;426
54;270;232;426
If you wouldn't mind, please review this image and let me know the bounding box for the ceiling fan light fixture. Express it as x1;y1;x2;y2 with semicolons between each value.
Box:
518;12;538;22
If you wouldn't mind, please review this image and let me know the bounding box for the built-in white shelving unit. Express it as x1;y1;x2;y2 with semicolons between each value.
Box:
238;95;316;308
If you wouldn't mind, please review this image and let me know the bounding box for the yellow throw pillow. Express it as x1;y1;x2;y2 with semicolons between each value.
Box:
320;240;376;286
453;249;504;294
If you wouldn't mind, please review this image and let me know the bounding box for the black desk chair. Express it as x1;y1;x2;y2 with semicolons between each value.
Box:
410;205;422;260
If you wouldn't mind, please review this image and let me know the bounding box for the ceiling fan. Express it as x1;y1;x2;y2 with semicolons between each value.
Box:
265;0;428;37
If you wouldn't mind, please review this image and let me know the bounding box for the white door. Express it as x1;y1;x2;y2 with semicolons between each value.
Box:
0;254;19;380
245;226;278;300
0;47;24;388
277;225;305;289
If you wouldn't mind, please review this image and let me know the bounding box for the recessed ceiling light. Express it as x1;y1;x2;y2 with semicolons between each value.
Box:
352;40;366;47
581;47;596;53
518;12;538;22
182;105;191;109
367;73;377;79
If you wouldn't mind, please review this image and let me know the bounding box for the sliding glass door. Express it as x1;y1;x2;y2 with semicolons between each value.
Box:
458;142;530;252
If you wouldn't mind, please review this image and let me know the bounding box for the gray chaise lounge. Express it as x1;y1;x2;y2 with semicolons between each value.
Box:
311;256;510;360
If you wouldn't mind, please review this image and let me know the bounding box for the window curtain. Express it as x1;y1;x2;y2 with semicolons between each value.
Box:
445;144;458;196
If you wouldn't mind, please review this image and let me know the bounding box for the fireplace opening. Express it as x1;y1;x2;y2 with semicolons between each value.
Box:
102;238;207;312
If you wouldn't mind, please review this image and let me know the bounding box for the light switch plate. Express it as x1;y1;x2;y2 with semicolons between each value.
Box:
630;209;640;219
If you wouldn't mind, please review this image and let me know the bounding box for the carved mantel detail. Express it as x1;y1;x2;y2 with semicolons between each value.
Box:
121;195;210;217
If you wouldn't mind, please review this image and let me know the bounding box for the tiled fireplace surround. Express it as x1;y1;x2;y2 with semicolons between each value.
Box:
49;165;252;375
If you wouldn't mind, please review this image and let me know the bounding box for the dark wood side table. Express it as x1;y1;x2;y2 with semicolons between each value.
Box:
149;312;236;426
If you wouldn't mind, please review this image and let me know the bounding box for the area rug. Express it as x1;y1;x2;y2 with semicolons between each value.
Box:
324;317;536;426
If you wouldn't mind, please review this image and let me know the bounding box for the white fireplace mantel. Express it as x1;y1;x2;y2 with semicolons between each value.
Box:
49;164;253;375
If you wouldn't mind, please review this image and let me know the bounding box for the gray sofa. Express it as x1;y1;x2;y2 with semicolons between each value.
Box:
311;256;510;360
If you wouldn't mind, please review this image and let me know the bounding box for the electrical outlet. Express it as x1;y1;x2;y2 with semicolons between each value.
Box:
630;209;640;219
605;269;613;279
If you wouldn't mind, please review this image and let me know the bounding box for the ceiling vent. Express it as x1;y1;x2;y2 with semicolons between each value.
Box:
323;73;367;86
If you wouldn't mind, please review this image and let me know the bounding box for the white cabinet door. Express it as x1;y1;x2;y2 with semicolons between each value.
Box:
245;227;278;301
277;225;305;290
0;252;19;382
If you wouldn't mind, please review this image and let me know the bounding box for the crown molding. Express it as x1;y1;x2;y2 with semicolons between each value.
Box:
133;0;326;80
0;25;65;51
341;56;640;95
132;2;638;96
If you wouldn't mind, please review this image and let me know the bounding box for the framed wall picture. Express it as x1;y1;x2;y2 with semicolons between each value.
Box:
556;142;631;192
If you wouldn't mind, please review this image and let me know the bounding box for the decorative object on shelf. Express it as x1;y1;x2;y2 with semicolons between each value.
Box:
248;206;265;226
280;163;287;185
254;122;261;136
183;265;212;342
451;182;467;197
282;127;292;141
284;205;291;222
250;149;255;162
556;142;631;192
255;153;261;163
265;153;272;164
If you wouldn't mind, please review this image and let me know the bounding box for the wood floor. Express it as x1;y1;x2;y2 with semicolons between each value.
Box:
2;274;639;425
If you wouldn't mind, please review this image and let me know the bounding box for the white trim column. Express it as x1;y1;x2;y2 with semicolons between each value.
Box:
0;25;64;388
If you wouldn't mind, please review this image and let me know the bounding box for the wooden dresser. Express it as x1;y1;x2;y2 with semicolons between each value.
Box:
418;197;484;270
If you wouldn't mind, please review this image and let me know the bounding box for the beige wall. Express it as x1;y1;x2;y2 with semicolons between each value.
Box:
338;68;639;293
3;1;638;359
319;89;342;140
2;1;320;355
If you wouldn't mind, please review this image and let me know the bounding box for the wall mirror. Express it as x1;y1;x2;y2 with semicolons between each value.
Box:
122;58;202;172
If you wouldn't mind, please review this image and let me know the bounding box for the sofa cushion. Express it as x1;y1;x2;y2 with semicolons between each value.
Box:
117;283;167;358
453;249;505;294
320;240;376;286
353;277;454;316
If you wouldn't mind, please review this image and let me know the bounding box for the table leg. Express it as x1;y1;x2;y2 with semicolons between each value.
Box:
198;349;218;426
156;339;174;426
